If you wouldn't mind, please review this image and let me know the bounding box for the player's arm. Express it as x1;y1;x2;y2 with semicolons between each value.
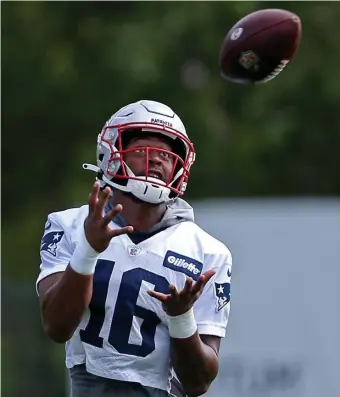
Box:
170;330;221;396
149;272;218;396
38;268;94;343
38;182;133;343
149;254;232;396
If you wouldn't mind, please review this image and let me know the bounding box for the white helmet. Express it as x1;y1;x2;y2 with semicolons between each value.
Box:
83;100;196;204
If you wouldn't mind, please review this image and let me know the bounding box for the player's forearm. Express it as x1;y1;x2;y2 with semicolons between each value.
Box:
171;332;219;396
41;266;93;343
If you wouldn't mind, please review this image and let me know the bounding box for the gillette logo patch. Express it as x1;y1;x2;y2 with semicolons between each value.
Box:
163;251;203;281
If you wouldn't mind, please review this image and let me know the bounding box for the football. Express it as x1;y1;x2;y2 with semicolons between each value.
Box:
219;9;302;84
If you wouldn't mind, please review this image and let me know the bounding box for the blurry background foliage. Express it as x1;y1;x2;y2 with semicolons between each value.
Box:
3;1;340;279
1;2;340;396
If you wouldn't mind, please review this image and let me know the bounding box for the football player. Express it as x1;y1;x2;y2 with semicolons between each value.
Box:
37;100;232;397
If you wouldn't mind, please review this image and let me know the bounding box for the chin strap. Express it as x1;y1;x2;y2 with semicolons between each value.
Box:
82;163;170;203
83;163;101;173
83;163;111;192
83;163;130;193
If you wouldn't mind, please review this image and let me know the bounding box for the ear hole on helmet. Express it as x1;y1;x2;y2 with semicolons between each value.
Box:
99;153;104;161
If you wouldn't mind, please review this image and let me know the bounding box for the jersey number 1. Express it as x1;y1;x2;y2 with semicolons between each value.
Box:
79;259;169;357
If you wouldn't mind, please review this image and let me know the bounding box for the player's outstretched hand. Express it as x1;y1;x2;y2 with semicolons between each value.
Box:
84;181;134;253
148;269;216;316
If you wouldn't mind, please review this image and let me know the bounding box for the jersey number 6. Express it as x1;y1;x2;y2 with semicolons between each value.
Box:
79;259;169;357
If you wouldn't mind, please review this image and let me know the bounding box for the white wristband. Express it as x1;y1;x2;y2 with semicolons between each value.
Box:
69;229;100;275
168;308;198;339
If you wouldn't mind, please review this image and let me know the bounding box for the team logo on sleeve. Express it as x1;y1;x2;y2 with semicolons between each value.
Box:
40;231;64;257
163;251;203;281
214;282;231;312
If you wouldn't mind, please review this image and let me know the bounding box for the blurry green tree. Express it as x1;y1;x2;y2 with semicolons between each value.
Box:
3;1;340;279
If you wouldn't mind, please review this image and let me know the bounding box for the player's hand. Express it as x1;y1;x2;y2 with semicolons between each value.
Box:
148;270;216;316
84;181;133;253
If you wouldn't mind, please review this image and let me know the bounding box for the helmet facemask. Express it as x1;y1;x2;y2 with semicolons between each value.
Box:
83;100;196;204
87;122;195;204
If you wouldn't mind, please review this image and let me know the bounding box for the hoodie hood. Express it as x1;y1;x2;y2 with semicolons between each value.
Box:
162;197;194;223
106;197;194;242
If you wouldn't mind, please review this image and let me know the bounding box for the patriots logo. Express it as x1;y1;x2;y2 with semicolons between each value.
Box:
40;231;64;257
214;282;231;312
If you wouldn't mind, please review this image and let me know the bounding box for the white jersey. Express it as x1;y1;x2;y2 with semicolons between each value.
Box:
36;204;232;392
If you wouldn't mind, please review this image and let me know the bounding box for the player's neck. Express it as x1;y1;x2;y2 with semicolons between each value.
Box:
111;192;167;232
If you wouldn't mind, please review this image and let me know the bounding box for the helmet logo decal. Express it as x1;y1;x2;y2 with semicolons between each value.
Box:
85;100;195;204
150;118;173;128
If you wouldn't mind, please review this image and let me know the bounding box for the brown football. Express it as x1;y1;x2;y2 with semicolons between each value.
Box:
219;9;302;84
